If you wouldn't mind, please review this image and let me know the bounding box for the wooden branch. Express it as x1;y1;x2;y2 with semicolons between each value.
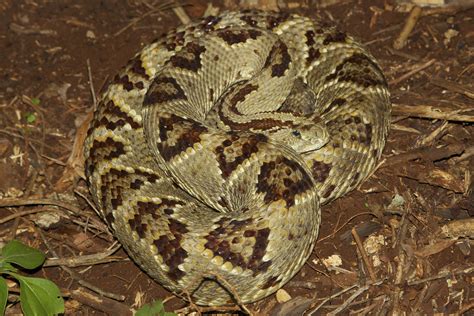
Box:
382;143;467;167
392;104;474;122
430;77;474;99
393;6;422;50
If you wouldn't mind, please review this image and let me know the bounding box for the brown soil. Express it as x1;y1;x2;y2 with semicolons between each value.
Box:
0;0;473;315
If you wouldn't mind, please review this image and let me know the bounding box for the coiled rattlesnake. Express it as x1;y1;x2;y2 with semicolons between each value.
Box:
84;10;391;306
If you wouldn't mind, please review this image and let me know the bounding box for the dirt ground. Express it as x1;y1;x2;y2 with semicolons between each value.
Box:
0;0;473;315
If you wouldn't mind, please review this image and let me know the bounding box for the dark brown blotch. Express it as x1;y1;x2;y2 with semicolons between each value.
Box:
105;212;115;225
322;98;346;115
215;133;266;178
128;55;149;79
305;30;316;46
248;228;271;275
323;31;347;45
263;41;291;77
322;184;336;199
364;123;372;146
152;218;189;281
217;28;262;45
87;137;126;176
325;53;386;88
229;83;258;108
306;47;320;66
92;100;141;132
350;172;360;187
169;42;206;72
261;276;279;289
311;160;332;183
157;115;208;161
144;77;187;106
113;74;134;91
128;214;148;238
256;157;313;207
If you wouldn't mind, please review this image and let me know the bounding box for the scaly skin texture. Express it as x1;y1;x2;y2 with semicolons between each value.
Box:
84;10;391;306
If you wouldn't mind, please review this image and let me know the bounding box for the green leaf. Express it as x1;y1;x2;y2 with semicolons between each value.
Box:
25;112;37;123
30;98;41;105
14;274;64;316
136;300;176;316
1;240;45;270
0;262;18;274
0;277;7;316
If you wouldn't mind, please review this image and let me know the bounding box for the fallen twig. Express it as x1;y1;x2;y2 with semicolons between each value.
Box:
271;296;313;316
328;282;378;315
210;273;252;315
307;284;357;315
413;239;456;258
430;77;474;99
408;266;474;286
422;0;474;16
0;208;60;225
393;6;422;50
43;243;124;267
114;1;178;37
173;4;191;25
392;103;474;122
318;212;377;243
389;59;436;86
36;228;126;301
71;288;132;315
0;198;82;215
351;228;377;283
415;121;450;147
382;143;466;168
441;218;474;239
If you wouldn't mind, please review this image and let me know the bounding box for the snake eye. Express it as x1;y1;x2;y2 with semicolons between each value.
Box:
292;130;301;137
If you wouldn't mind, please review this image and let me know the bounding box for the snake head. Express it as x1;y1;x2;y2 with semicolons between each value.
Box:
268;121;329;154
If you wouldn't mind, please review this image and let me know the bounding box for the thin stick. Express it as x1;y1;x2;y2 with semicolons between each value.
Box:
307;284;357;315
8;169;38;238
386;46;421;61
393;6;423;50
0;208;60;225
70;288;132;315
382;143;466;168
389;59;435;86
392;103;474;122
36;228;126;301
211;273;252;315
114;1;177;37
0;198;83;215
430;77;474;99
75;189;100;217
173;5;191;25
43;244;123;267
351;228;377;283
317;212;377;243
422;0;474;16
328;283;372;315
86;59;97;107
407;266;474;286
416;121;449;147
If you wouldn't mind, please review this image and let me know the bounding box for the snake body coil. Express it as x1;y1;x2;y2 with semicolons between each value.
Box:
84;10;390;305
